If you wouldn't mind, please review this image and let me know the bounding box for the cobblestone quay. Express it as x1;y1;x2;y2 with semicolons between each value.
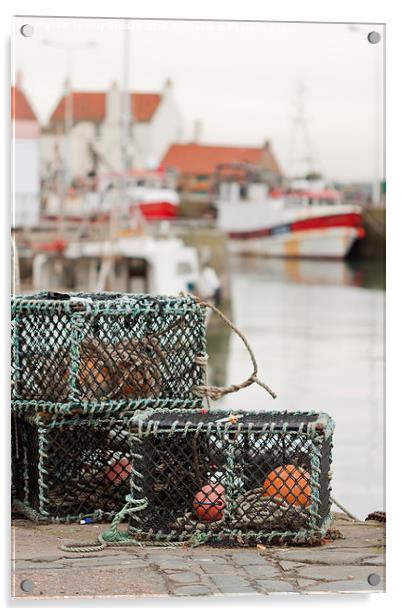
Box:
12;513;385;598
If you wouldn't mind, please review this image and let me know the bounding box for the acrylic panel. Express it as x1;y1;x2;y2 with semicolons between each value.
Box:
12;16;385;598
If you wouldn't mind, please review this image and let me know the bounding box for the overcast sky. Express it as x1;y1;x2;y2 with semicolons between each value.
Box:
14;16;384;182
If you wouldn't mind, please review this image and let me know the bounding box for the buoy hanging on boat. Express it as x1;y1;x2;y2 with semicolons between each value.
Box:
262;464;310;507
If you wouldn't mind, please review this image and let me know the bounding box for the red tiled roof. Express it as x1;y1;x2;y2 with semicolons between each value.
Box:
161;143;279;176
50;92;105;123
11;86;37;121
131;93;161;122
50;91;161;124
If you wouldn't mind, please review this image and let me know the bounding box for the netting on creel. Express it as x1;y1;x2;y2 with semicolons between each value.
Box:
127;410;334;546
11;292;207;410
12;411;135;522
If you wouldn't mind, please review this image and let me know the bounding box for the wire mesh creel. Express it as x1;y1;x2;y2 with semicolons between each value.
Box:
127;409;334;546
11;292;207;413
12;410;135;522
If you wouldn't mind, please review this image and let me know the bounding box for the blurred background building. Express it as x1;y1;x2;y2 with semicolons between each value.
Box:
12;77;40;228
40;78;184;181
161;139;282;198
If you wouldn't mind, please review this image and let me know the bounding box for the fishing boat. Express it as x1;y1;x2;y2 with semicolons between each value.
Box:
43;169;180;224
98;169;180;220
215;169;365;259
129;186;179;220
32;233;198;295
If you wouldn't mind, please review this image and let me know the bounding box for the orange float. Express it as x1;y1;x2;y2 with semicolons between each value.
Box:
262;464;310;507
79;357;111;395
193;484;225;522
106;457;132;486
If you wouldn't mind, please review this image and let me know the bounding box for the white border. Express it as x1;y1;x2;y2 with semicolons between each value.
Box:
1;1;399;614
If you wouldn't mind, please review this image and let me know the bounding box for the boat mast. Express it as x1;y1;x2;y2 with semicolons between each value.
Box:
287;83;317;181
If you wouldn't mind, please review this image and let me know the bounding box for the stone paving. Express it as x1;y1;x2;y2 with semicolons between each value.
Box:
11;513;385;599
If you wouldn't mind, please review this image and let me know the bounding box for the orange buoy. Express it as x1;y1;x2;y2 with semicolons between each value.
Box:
193;484;225;522
106;457;132;486
262;464;310;507
79;357;112;396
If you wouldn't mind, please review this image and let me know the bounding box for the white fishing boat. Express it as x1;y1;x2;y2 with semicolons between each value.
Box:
215;170;365;259
32;233;199;295
43;169;180;223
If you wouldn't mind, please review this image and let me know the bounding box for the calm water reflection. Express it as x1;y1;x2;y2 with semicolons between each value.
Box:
212;257;384;519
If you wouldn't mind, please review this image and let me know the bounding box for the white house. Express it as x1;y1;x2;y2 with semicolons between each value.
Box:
40;79;184;182
12;83;41;228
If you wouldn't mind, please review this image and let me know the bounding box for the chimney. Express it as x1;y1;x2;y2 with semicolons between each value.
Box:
163;77;173;95
193;119;202;143
106;81;120;124
16;70;23;89
64;77;72;94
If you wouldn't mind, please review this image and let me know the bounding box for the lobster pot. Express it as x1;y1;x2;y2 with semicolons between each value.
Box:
128;410;334;546
12;410;134;522
12;413;23;501
11;292;207;412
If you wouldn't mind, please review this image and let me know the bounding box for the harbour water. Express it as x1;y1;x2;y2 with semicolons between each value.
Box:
211;256;385;520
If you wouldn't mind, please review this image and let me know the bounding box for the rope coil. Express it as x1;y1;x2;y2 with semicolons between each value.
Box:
60;495;148;553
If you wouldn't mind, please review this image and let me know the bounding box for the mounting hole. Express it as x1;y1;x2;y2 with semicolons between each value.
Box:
367;31;381;44
20;24;34;38
20;579;34;593
367;573;381;586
